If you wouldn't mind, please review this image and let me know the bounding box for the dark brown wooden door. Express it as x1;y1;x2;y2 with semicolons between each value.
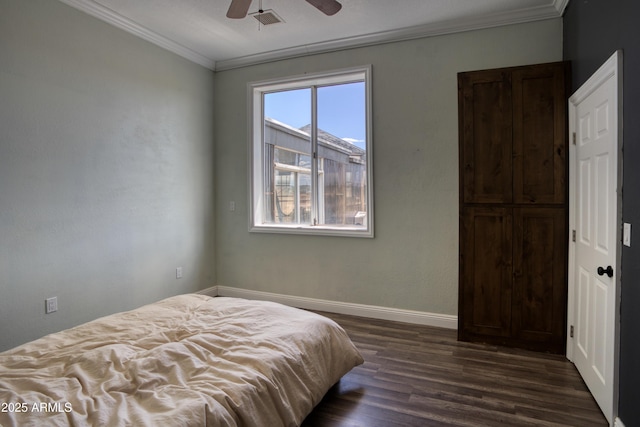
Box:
458;61;569;354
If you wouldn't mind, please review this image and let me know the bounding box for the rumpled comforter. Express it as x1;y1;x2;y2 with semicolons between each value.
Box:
0;294;363;426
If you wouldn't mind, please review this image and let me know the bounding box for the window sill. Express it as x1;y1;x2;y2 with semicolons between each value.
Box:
249;223;373;238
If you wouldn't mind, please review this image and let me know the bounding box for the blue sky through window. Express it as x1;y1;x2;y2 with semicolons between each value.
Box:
264;82;366;150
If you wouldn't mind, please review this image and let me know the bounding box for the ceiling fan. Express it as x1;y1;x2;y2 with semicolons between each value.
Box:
226;0;342;19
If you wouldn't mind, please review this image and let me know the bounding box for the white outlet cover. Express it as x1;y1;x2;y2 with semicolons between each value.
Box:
45;297;58;314
176;267;183;279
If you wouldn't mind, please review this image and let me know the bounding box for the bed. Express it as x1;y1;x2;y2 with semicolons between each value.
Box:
0;294;363;426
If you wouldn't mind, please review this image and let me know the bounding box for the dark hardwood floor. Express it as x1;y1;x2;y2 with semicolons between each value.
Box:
303;312;607;427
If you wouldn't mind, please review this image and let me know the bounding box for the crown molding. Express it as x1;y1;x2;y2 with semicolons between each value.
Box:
57;0;216;70
554;0;571;15
56;0;564;72
215;3;564;71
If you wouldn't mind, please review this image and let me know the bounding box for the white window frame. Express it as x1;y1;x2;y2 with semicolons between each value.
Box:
248;66;374;238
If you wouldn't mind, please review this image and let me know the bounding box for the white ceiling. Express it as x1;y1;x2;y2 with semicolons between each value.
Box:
58;0;569;71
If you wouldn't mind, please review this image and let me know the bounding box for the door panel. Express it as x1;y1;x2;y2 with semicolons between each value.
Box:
578;157;592;244
593;278;608;383
513;63;568;204
512;208;566;352
575;266;590;359
595;153;611;254
459;70;513;204
459;207;512;339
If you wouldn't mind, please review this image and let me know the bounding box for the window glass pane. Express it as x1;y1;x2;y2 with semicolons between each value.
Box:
317;82;367;227
264;89;311;225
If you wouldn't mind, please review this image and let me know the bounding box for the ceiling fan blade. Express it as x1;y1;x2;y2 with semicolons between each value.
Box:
305;0;342;16
226;0;252;19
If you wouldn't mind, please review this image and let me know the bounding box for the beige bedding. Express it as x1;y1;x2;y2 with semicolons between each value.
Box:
0;294;363;426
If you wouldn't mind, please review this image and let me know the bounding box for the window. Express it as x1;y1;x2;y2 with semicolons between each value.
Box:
249;66;373;237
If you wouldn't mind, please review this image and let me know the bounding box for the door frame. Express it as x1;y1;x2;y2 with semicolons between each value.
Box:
567;50;623;424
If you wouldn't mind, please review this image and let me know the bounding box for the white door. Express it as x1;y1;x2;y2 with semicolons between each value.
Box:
568;51;622;425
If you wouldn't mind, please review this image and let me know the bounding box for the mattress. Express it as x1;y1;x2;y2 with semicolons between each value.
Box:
0;294;363;426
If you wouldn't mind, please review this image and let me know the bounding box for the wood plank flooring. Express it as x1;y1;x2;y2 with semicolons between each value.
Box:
302;312;607;427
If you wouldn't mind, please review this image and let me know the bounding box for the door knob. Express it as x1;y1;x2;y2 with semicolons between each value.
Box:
597;265;613;278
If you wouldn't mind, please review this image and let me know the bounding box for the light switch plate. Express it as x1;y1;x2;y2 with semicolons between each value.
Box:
623;223;631;247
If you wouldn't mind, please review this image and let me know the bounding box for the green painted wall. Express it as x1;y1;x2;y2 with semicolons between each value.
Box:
0;0;216;351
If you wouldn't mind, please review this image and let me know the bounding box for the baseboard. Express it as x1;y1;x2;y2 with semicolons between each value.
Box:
206;286;457;329
614;417;625;427
196;286;218;297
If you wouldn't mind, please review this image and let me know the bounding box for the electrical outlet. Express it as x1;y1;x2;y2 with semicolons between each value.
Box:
229;201;236;212
176;267;183;279
45;297;58;314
